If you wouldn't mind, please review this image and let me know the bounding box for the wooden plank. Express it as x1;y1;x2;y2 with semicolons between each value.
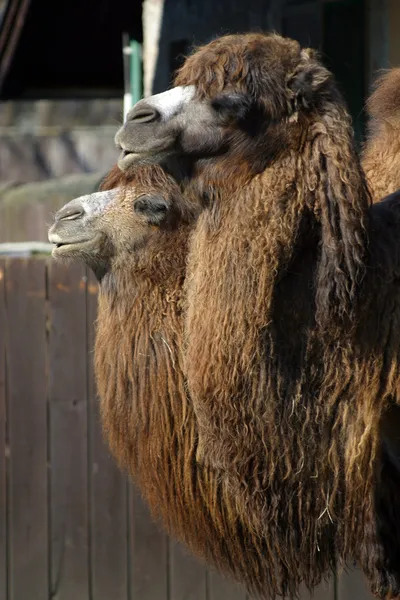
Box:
208;569;247;600
337;567;374;600
169;538;207;600
130;485;168;600
243;576;335;600
297;578;336;600
0;259;7;600
87;270;129;600
48;261;89;600
5;258;48;600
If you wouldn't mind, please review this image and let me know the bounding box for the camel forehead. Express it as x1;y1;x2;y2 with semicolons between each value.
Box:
144;85;196;118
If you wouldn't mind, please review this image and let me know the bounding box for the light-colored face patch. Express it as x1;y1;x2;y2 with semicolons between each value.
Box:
130;85;196;122
77;188;121;217
48;189;121;245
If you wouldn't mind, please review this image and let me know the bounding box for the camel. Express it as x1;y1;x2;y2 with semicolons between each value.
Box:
362;68;400;200
111;33;400;598
48;167;292;599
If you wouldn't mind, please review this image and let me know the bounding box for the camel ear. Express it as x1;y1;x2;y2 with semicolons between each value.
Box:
134;195;169;225
288;51;331;110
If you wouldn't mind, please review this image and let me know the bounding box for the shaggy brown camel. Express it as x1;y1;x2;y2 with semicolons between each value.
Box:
113;33;400;598
363;68;400;200
48;168;290;599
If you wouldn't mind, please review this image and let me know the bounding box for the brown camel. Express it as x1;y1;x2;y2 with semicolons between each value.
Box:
112;33;400;598
362;68;400;200
48;167;293;599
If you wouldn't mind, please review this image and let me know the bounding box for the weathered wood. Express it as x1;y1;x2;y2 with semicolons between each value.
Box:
169;539;207;600
367;0;389;87
5;258;48;600
0;259;7;600
130;485;168;600
338;567;374;600
87;270;129;600
0;242;53;256
208;569;247;600
0;257;388;600
48;261;89;600
297;578;336;600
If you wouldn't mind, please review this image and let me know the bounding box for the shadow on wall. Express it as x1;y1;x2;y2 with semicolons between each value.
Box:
150;0;366;141
151;0;274;94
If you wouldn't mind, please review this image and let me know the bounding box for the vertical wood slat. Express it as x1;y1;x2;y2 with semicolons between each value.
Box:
208;570;247;600
208;572;336;600
0;260;7;600
87;270;129;600
338;568;374;600
48;261;89;600
169;539;207;600
297;578;336;600
130;485;169;600
0;257;380;600
5;258;48;600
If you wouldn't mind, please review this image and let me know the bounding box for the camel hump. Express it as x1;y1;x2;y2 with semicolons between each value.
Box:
367;68;400;126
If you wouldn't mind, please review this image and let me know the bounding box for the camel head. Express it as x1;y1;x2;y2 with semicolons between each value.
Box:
115;33;339;183
115;32;370;330
48;168;197;280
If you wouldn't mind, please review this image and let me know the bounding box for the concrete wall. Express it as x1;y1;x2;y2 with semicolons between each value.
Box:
0;99;121;242
0;99;121;184
0;172;106;243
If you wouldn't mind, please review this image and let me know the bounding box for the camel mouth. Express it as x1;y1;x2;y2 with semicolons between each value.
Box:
50;234;102;257
118;141;174;170
118;149;151;170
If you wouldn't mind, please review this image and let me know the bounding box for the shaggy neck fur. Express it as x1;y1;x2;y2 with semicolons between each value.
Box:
94;227;294;598
184;86;400;596
99;39;400;598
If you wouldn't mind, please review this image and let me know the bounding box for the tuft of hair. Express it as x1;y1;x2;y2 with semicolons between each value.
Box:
362;68;400;200
366;68;400;127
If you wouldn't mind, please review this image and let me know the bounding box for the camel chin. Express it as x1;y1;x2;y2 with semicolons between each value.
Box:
50;235;103;259
117;150;165;171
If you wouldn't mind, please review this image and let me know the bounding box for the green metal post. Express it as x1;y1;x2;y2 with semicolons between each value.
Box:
130;39;142;105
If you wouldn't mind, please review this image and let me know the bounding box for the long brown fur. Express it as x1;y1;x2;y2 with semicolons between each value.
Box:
99;35;400;599
175;35;400;598
95;167;288;598
362;69;400;200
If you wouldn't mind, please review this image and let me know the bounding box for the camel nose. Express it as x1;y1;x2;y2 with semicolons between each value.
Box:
55;200;85;222
126;101;160;124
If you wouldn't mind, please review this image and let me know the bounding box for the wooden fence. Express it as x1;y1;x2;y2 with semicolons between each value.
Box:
0;257;375;600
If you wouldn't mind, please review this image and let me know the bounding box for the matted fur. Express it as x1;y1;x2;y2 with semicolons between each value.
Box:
99;35;400;598
362;69;400;200
95;168;285;598
174;34;400;598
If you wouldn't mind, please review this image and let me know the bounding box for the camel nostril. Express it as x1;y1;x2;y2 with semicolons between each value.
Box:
56;205;85;222
128;105;160;124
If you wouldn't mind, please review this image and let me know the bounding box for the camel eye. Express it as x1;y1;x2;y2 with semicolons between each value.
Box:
211;93;253;122
134;195;169;226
